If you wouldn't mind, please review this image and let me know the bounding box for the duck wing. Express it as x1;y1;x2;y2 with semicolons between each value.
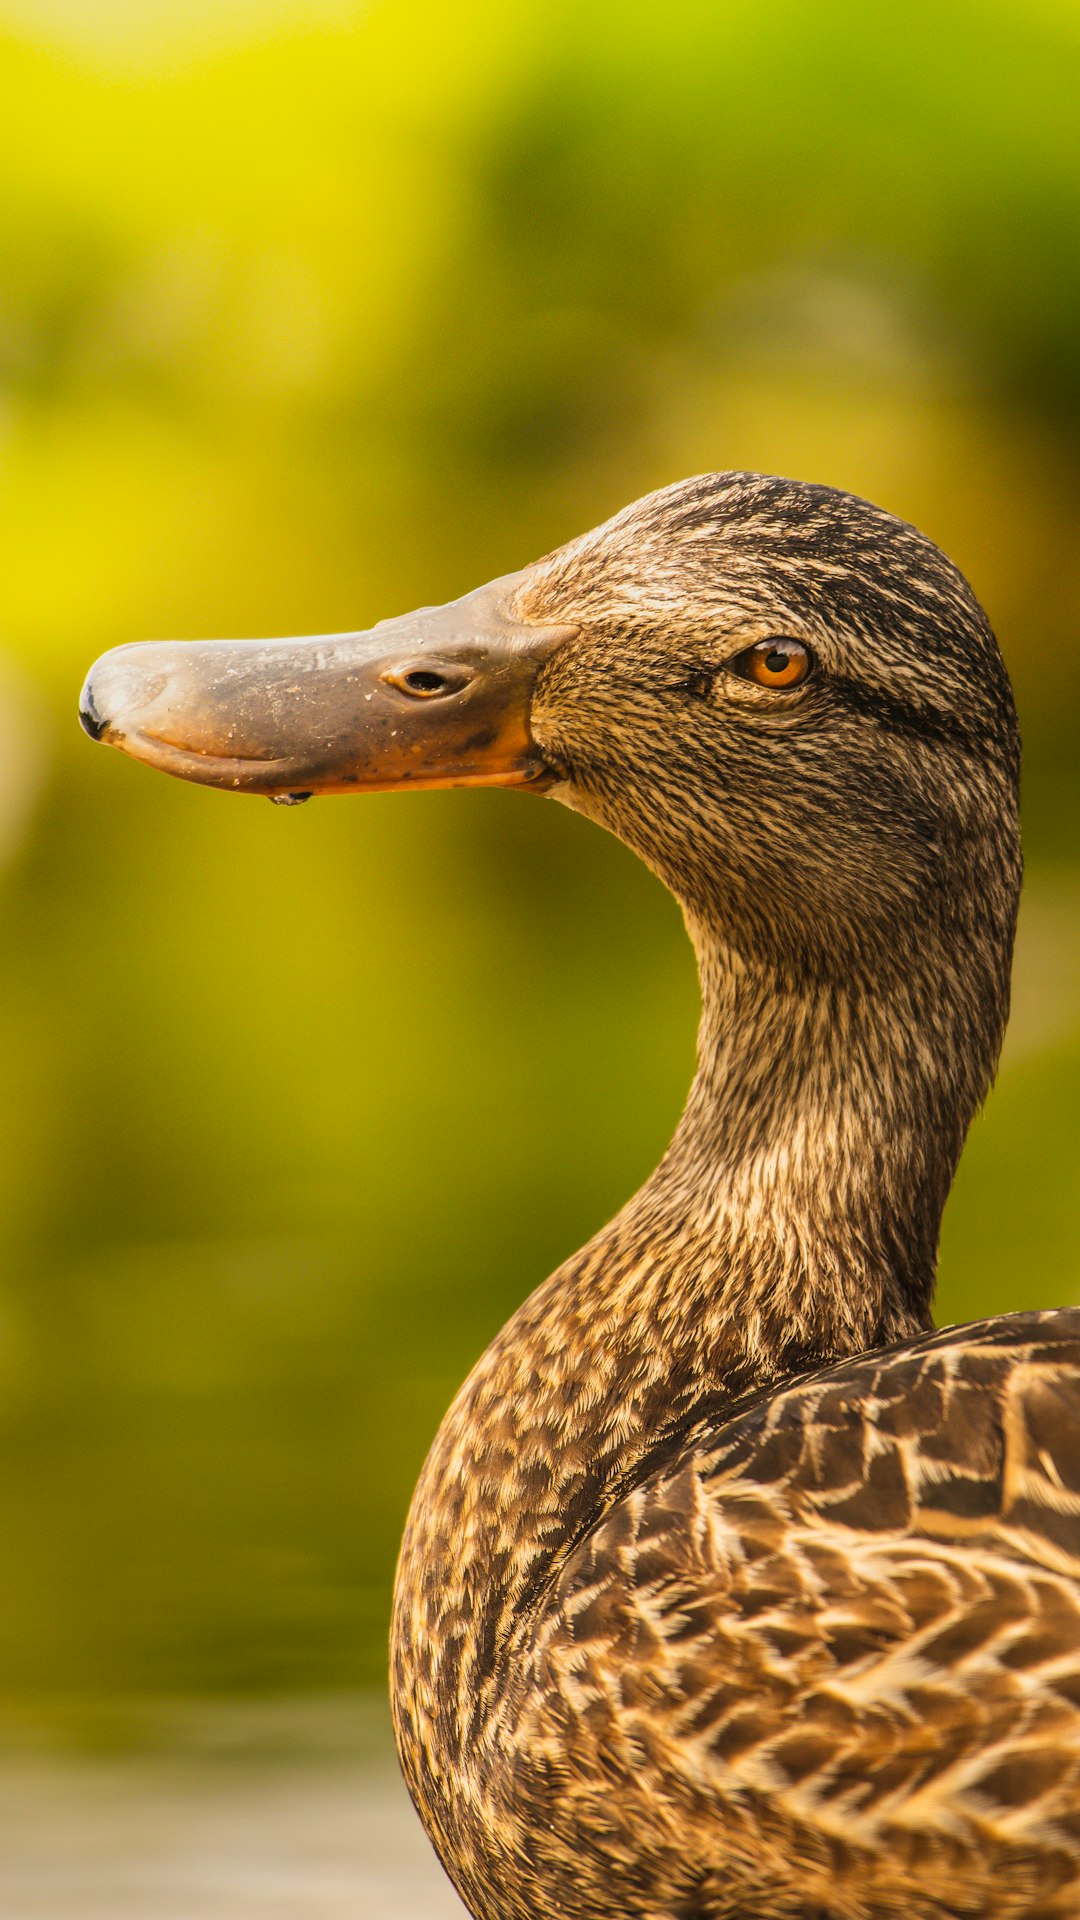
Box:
497;1307;1080;1920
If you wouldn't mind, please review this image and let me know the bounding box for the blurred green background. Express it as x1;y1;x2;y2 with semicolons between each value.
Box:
0;0;1079;1728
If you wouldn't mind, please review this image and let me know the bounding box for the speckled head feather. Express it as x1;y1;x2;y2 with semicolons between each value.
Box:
518;472;1019;963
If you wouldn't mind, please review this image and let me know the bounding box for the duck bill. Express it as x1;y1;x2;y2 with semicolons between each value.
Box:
79;575;573;802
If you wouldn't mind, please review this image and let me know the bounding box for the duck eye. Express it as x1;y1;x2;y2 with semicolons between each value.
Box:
729;638;812;690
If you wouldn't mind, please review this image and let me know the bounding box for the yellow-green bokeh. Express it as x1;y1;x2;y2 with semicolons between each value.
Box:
1;0;1079;1720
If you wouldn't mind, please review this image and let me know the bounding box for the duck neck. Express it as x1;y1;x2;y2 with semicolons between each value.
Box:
392;924;953;1817
654;921;949;1359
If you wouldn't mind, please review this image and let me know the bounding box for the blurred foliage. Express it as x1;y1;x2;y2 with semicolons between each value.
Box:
0;0;1078;1717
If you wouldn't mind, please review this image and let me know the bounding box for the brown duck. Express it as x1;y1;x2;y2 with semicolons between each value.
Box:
81;474;1080;1920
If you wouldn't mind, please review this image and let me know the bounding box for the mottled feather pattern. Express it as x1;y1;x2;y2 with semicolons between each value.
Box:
493;1315;1080;1920
388;476;1070;1920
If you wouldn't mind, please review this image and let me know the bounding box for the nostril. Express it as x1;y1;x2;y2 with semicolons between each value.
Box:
403;669;449;695
79;687;109;741
381;660;473;699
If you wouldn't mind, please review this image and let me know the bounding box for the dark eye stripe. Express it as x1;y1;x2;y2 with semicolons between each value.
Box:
827;676;998;756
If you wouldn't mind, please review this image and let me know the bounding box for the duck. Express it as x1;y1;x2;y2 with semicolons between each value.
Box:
80;472;1080;1920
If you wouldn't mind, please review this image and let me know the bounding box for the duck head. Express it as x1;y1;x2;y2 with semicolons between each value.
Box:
81;473;1020;989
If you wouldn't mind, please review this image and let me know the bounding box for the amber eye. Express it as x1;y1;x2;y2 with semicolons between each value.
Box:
729;638;813;689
